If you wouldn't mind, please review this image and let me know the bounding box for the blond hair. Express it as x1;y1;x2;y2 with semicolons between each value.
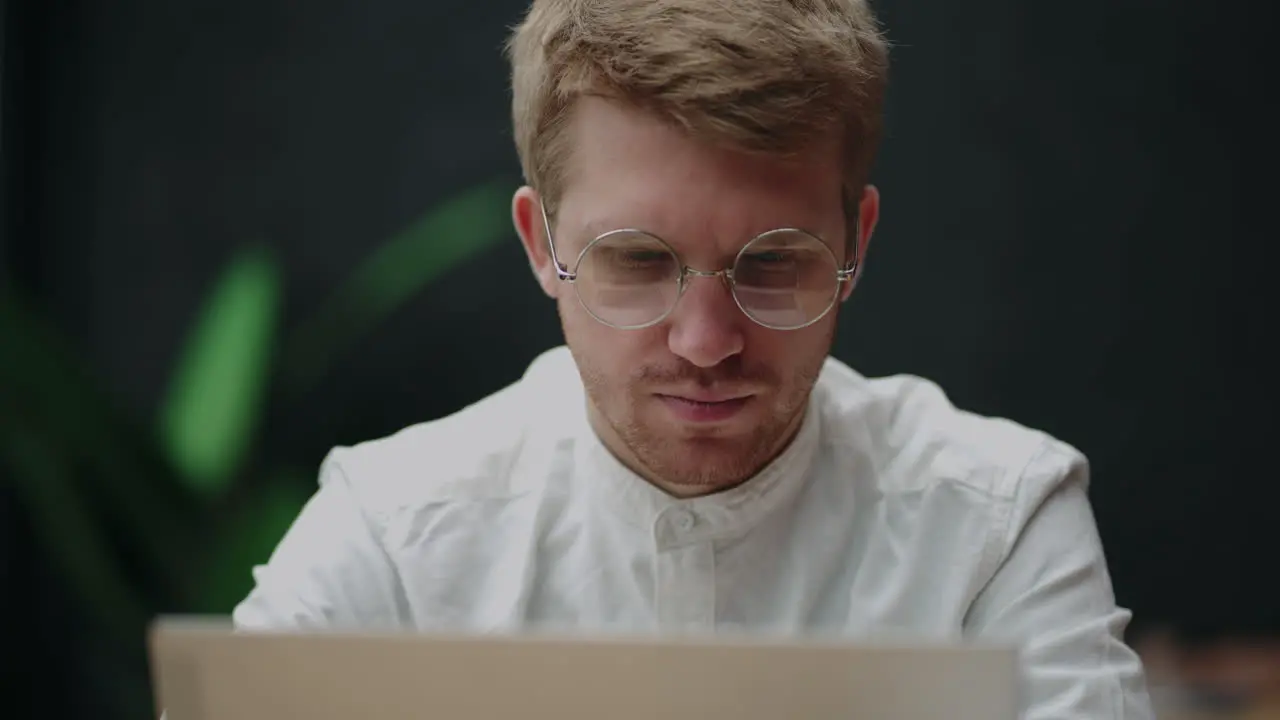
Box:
506;0;890;230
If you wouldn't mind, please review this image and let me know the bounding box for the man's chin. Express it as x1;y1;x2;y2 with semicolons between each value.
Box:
635;436;766;491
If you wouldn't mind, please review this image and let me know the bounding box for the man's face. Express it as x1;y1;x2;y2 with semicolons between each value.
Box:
515;97;878;495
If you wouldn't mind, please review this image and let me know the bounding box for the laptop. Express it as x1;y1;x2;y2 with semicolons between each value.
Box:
148;616;1021;719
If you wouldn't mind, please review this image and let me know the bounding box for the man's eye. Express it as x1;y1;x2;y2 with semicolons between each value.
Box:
741;251;796;267
620;250;669;264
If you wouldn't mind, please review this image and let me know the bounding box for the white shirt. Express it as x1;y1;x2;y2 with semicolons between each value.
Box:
234;346;1153;718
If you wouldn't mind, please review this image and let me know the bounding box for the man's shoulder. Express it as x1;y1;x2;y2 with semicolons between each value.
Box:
319;346;581;518
816;356;1088;505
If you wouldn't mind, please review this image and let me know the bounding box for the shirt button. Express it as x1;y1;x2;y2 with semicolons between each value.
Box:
671;508;696;532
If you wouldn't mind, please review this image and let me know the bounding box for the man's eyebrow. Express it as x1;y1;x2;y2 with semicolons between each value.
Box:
578;219;612;237
578;217;657;239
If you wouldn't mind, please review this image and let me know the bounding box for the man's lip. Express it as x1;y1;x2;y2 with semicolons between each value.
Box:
657;394;752;424
655;391;754;403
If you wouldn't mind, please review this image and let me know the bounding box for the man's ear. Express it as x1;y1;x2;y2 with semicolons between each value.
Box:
512;185;561;298
841;183;880;302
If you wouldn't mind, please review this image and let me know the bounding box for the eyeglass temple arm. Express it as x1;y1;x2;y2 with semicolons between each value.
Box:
538;200;577;282
836;222;862;282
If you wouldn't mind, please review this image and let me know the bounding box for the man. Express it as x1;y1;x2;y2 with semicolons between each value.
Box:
234;0;1153;716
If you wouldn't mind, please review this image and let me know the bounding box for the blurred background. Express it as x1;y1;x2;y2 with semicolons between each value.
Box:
1;0;1275;718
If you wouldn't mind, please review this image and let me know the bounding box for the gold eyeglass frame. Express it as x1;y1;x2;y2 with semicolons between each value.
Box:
539;201;861;331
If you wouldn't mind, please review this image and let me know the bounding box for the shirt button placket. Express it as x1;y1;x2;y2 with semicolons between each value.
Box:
653;507;716;631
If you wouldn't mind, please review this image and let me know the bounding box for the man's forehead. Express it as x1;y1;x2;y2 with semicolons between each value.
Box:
551;101;846;246
561;97;843;187
558;173;843;241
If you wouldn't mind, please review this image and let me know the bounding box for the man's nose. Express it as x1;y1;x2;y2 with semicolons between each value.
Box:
665;272;746;368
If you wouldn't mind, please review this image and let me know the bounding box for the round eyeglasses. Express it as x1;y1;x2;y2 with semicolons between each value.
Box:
540;202;860;331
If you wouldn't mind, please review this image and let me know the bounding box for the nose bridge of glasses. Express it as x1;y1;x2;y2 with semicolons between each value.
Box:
683;266;730;280
678;265;736;298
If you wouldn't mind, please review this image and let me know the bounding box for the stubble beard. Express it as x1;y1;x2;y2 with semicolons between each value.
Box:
572;342;831;495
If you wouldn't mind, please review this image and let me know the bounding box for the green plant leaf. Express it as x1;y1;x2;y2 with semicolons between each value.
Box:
195;467;312;614
159;245;281;498
0;290;205;604
0;419;150;642
281;177;513;393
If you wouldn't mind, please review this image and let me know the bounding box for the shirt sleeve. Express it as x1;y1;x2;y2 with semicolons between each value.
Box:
964;447;1155;719
231;452;407;631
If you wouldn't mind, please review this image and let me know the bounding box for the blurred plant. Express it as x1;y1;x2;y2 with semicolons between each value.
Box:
0;178;514;639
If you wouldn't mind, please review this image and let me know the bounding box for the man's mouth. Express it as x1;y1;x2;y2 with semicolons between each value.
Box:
655;393;752;423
